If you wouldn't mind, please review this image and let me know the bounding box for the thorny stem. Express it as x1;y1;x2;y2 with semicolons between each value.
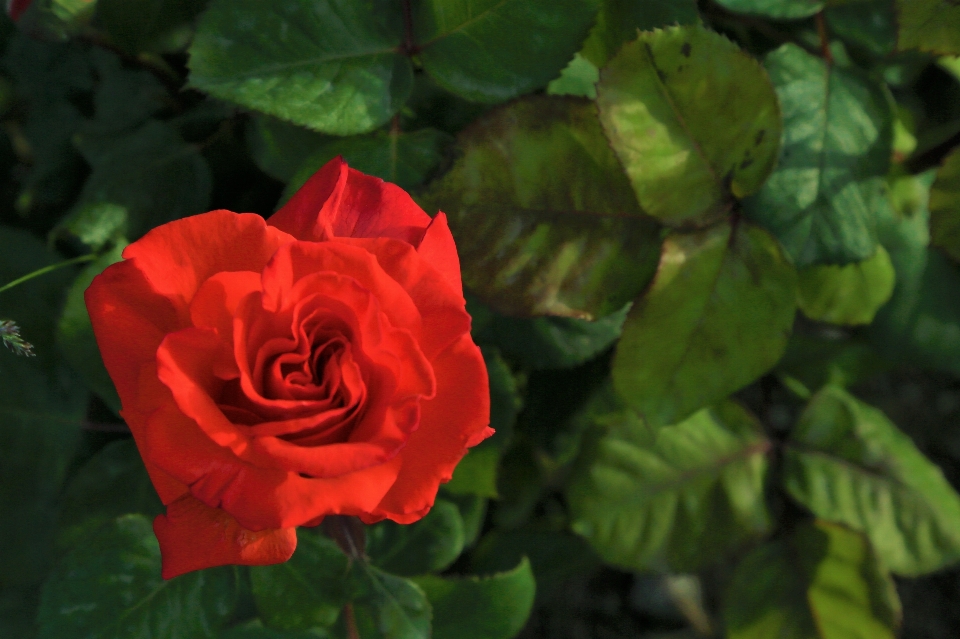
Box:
0;253;96;296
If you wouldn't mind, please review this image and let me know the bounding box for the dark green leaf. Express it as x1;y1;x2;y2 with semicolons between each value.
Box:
440;493;487;548
419;95;661;319
251;532;350;631
245;114;329;183
0;226;87;587
797;246;895;325
612;222;797;428
826;0;897;57
98;0;207;54
784;386;960;575
57;439;163;551
16;0;97;41
929;145;960;261
869;170;960;374
350;565;431;639
896;0;960;54
3;34;92;210
0;585;39;639
597;24;782;224
714;0;823;19
744;44;894;266
57;120;212;248
367;499;465;576
777;334;887;391
568;401;772;572
725;520;900;639
413;558;535;639
220;619;331;639
283;127;451;201
37;514;238;639
580;0;699;67
415;0;600;103
56;242;125;410
471;531;597;602
188;0;410;136
84;48;169;136
473;299;630;370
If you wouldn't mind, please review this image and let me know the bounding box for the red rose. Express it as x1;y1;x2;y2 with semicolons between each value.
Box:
6;0;32;20
85;158;491;579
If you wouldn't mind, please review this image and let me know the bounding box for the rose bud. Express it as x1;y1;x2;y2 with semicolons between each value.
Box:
85;157;492;579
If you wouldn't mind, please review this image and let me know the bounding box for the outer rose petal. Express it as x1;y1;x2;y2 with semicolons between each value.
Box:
363;333;493;523
268;157;432;245
416;213;463;296
154;494;297;579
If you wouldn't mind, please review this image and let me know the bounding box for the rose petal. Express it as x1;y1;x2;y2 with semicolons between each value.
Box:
269;157;432;245
334;237;471;360
123;210;294;314
144;404;404;529
416;213;463;296
154;494;297;579
363;333;491;523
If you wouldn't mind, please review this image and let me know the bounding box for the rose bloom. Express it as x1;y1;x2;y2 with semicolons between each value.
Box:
86;158;491;579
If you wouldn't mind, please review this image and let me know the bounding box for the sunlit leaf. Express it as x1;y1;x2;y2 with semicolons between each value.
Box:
597;24;781;224
612;222;797;428
420;96;661;319
725;520;900;639
797;246;895;325
785;386;960;575
568;401;771;572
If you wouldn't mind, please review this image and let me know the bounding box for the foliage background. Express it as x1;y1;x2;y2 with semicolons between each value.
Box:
3;0;960;637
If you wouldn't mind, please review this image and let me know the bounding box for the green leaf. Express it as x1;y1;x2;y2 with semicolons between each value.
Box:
713;0;824;19
56;242;125;410
473;298;630;370
869;170;960;374
470;531;597;602
929;145;960;261
896;0;960;54
724;520;900;639
57;120;212;249
283;127;452;201
441;493;487;548
188;0;410;136
546;53;599;99
784;386;960;575
350;565;431;639
367;499;464;576
245;114;329;183
16;0;97;41
567;401;772;572
612;222;797;428
0;226;88;587
97;0;206;54
415;0;600;103
597;24;782;224
3;35;92;210
777;334;887;391
797;246;895;325
84;48;169;136
37;514;238;639
826;0;897;58
743;44;894;266
413;558;535;639
57;439;163;551
0;585;39;639
419;95;661;319
251;532;350;631
580;0;700;67
442;445;500;498
220;619;331;639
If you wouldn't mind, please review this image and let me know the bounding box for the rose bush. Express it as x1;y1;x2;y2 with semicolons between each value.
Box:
84;157;491;579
